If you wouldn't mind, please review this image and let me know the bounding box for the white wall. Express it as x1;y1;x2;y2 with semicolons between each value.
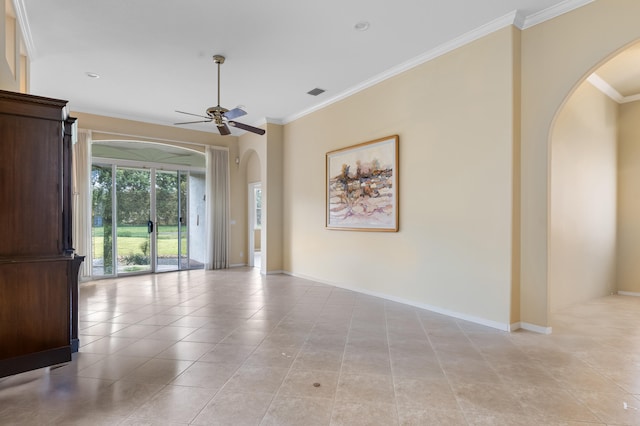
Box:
549;81;618;311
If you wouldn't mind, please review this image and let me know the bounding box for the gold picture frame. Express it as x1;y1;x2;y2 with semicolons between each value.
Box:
326;135;399;231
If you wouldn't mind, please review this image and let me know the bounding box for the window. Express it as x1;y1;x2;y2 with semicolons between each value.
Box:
254;187;262;229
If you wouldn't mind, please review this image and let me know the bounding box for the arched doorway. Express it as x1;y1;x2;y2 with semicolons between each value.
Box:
548;40;640;314
244;150;262;271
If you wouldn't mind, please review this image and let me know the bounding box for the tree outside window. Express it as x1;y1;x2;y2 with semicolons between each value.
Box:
254;187;262;229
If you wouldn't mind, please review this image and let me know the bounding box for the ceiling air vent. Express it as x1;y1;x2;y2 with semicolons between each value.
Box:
307;88;325;96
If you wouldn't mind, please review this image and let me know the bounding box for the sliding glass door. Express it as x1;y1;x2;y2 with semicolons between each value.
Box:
155;170;187;272
116;167;152;274
91;163;205;277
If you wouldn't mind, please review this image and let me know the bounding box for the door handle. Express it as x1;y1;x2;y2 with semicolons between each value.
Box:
147;220;154;233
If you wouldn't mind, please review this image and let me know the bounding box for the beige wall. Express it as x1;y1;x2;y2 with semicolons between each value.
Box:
0;0;22;92
549;82;618;311
246;151;262;252
617;100;640;294
520;0;640;327
238;124;273;270
283;27;518;329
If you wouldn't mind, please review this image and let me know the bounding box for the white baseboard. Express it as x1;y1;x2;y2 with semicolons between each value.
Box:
618;291;640;297
510;322;552;334
283;271;519;333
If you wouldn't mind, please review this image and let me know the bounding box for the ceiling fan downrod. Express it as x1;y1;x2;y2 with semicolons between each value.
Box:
213;55;225;108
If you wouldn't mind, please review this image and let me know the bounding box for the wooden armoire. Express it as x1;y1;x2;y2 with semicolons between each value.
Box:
0;90;83;378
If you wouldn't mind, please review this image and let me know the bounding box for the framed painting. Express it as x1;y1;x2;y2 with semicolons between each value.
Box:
326;135;399;231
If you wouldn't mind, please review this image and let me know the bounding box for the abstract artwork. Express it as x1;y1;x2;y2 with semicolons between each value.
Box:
326;135;398;231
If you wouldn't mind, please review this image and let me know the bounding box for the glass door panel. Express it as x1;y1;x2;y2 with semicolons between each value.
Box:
156;170;180;272
179;172;189;269
188;172;206;269
91;164;114;277
116;167;151;274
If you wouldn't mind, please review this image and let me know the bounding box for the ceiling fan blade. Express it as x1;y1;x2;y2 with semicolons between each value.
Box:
174;119;212;125
176;110;210;119
228;121;266;135
223;107;247;120
218;123;231;136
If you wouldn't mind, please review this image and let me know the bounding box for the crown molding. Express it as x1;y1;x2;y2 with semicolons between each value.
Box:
284;11;518;124
587;73;640;104
520;0;595;29
284;1;595;125
11;0;36;58
587;73;624;102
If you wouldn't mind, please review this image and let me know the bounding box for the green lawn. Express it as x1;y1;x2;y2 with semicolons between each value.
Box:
92;225;188;259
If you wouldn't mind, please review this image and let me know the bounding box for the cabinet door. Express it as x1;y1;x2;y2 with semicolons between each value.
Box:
0;260;71;376
0;115;63;256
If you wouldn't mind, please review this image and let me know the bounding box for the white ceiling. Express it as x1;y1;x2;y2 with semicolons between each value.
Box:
21;0;596;134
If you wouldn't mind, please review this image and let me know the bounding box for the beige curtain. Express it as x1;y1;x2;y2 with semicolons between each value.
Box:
205;146;230;269
72;129;92;279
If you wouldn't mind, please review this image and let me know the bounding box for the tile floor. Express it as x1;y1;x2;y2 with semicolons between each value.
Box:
1;268;640;425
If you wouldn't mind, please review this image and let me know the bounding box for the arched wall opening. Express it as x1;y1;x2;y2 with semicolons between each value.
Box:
244;149;262;270
547;38;640;315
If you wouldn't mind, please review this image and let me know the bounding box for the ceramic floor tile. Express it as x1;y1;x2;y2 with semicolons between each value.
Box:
198;343;257;365
79;336;139;354
121;359;194;385
111;324;164;339
397;407;467;426
65;380;165;419
243;345;300;368
330;400;399;426
261;395;334;426
114;339;176;358
341;350;392;376
394;377;459;410
170;361;237;389
77;355;150;381
192;390;274;425
156;341;217;361
130;385;217;423
222;365;289;394
335;373;395;405
452;382;527;417
291;348;345;372
82;321;131;336
278;369;339;399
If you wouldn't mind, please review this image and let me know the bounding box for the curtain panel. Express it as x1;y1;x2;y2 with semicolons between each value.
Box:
72;129;92;279
205;146;230;269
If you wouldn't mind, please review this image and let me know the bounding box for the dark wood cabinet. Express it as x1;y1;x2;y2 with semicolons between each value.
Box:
0;90;83;378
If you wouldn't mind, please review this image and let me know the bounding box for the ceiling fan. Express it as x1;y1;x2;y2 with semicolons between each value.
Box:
174;55;265;136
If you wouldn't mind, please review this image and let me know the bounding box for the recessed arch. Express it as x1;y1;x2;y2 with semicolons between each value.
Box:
547;38;640;318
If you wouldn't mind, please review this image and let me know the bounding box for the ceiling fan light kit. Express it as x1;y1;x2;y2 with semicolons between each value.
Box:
174;55;266;136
